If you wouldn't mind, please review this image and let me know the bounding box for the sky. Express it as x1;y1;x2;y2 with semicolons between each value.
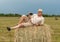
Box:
0;0;60;15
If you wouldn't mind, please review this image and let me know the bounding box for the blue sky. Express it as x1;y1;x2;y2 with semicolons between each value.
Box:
0;0;60;15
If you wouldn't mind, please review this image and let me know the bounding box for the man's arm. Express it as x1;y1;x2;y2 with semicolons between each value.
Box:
40;17;44;26
35;17;44;26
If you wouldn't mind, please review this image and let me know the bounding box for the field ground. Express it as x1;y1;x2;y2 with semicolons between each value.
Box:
0;17;60;42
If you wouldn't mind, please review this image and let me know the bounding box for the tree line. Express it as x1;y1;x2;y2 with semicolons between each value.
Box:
0;13;21;17
0;13;60;17
43;14;60;17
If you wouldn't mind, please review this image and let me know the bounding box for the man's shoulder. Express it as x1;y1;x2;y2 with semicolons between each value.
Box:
32;14;37;16
33;14;37;15
31;14;37;17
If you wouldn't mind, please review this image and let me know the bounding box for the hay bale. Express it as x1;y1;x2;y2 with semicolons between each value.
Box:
14;24;51;42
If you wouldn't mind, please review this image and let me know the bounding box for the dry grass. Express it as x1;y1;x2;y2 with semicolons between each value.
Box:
14;24;51;42
0;17;60;42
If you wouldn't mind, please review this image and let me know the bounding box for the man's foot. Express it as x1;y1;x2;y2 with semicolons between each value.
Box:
7;27;11;31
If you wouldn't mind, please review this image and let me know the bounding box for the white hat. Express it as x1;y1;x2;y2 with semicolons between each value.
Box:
38;9;43;12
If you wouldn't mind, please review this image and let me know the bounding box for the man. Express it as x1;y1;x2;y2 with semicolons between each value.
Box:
7;13;33;31
30;9;44;26
7;9;44;31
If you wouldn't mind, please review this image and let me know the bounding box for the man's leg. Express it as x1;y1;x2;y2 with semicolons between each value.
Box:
21;22;33;27
18;16;27;24
7;24;24;31
7;16;27;31
7;22;32;31
11;24;23;29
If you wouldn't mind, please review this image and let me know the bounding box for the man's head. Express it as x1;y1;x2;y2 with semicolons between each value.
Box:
27;12;33;18
38;9;43;16
28;13;33;16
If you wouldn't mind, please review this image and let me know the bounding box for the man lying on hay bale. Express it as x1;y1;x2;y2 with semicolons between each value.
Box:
7;9;51;42
7;9;44;31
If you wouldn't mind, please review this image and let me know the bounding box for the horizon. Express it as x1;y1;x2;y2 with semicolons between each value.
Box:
0;0;60;15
